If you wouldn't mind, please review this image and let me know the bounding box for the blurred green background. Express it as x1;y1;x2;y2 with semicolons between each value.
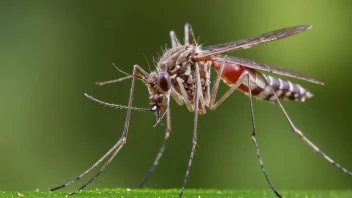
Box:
1;0;352;193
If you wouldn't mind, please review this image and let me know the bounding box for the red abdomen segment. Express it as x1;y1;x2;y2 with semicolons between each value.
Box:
211;58;313;102
211;58;245;85
211;58;250;93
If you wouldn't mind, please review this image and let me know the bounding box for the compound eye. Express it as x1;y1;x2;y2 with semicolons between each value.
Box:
157;72;171;92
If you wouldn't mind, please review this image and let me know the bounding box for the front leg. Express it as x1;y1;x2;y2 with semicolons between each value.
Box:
51;64;142;196
179;62;202;197
138;106;172;188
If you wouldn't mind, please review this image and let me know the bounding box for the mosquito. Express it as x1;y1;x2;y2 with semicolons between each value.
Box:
50;23;352;197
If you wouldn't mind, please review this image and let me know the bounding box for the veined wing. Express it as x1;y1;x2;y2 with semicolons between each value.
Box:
195;25;312;59
212;56;324;85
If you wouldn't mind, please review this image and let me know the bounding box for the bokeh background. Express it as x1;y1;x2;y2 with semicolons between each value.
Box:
1;0;352;193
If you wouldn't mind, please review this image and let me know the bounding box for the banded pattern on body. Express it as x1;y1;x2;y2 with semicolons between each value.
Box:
239;69;313;102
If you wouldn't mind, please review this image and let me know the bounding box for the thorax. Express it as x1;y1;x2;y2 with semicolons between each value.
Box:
157;45;211;113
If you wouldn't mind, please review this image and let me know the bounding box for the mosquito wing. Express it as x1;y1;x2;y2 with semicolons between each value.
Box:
213;56;323;85
195;25;312;59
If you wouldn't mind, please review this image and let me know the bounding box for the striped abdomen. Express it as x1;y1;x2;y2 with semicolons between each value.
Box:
241;69;313;102
211;60;313;102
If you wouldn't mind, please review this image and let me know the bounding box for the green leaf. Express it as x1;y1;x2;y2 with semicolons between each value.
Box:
1;189;352;198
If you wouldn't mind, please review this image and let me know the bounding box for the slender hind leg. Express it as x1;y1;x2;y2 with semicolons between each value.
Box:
179;62;203;197
209;56;227;109
209;56;249;110
263;75;352;176
247;75;282;198
138;107;172;188
50;65;144;196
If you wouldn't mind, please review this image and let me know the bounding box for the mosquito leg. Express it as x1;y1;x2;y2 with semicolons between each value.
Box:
184;23;197;46
247;75;282;198
209;56;227;108
197;62;208;114
138;107;172;188
179;63;202;197
171;87;185;106
170;31;181;48
49;141;123;191
176;77;194;112
203;60;212;106
263;75;352;176
51;65;139;196
64;65;140;196
209;72;249;111
66;138;125;197
196;62;207;111
50;78;137;191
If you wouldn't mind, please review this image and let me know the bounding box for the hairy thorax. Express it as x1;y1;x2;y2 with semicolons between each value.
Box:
157;45;211;114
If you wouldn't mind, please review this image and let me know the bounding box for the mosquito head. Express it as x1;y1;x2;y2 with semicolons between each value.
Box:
145;71;171;126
